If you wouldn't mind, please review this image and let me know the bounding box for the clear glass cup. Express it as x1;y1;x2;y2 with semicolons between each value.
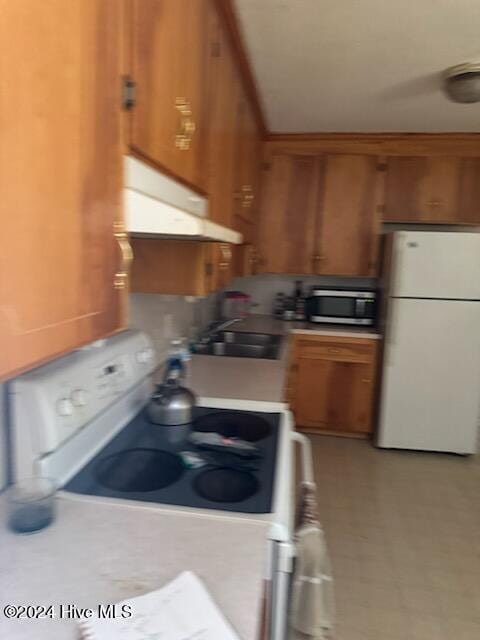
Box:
6;477;56;534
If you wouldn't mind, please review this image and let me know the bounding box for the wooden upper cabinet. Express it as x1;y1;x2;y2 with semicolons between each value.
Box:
257;155;323;274
316;155;381;277
130;239;233;296
130;0;210;190
0;0;125;381
383;156;467;223
206;12;240;227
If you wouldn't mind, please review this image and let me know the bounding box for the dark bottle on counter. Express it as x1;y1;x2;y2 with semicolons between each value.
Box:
273;292;286;318
294;280;306;321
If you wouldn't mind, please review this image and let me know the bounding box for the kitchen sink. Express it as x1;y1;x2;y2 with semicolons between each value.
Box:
194;332;282;360
218;331;282;346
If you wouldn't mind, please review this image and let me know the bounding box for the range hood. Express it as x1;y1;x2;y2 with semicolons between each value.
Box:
124;156;242;244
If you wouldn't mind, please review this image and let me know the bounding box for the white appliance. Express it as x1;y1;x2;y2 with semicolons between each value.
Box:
8;330;314;640
125;157;242;244
378;231;480;454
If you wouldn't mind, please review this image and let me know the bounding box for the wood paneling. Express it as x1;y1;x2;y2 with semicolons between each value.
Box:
214;0;267;137
316;155;381;276
265;133;480;157
130;0;210;190
257;155;324;274
288;335;379;436
0;0;124;381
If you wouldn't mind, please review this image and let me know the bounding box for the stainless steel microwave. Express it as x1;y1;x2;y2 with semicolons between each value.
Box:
306;287;377;326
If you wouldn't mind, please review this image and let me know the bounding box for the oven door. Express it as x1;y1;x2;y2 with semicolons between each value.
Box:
266;432;315;640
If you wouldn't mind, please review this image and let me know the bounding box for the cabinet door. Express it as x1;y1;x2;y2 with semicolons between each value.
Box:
383;156;461;223
206;243;234;293
316;155;380;277
458;158;480;224
233;244;256;278
234;96;261;226
130;239;211;296
0;0;124;381
257;155;322;274
130;0;209;189
294;356;375;434
206;14;239;227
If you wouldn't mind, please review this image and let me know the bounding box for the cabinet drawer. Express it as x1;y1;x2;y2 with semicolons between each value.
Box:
295;338;376;362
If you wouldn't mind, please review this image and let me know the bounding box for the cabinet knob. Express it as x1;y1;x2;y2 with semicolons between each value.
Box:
241;185;254;208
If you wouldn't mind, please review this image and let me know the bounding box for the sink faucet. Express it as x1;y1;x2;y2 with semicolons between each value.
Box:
198;318;242;344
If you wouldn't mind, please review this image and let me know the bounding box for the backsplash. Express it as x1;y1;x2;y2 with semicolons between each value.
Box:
225;275;377;315
128;293;217;362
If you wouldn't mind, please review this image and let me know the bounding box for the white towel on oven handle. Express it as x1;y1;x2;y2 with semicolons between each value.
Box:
289;485;335;639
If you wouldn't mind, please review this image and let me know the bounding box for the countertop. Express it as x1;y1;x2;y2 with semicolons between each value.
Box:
190;315;381;403
0;494;269;640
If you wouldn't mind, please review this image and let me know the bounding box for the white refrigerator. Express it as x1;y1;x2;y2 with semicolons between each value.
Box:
378;231;480;454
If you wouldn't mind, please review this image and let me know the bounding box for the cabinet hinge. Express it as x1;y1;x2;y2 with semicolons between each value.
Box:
376;163;387;172
122;76;136;110
211;41;221;57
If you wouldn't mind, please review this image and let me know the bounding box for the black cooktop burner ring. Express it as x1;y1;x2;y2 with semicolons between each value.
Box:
95;448;184;493
194;467;259;503
193;411;272;442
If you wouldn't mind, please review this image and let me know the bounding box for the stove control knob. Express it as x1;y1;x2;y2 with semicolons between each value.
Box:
71;388;87;407
56;398;73;417
136;348;153;364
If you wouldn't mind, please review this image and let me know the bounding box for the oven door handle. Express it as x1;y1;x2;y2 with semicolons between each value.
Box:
291;432;314;486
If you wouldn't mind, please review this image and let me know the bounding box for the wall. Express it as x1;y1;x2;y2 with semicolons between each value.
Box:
226;274;376;315
128;293;217;362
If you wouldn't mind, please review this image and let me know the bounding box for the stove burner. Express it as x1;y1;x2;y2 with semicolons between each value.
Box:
95;448;184;493
193;411;271;442
194;468;259;503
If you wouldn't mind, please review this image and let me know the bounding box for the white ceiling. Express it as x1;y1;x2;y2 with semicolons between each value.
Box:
233;0;480;132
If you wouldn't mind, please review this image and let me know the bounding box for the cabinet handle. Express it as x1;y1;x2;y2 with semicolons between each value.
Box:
312;254;325;262
327;348;340;353
362;378;372;383
175;97;195;150
113;222;133;290
427;200;441;207
241;184;254;208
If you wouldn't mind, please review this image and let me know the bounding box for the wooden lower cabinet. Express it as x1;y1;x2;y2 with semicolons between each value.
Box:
287;335;379;437
130;239;233;296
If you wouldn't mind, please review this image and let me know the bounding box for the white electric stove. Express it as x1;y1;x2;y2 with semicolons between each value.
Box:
8;329;313;640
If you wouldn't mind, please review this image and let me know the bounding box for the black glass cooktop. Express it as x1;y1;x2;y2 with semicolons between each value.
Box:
193;411;272;442
64;407;280;514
